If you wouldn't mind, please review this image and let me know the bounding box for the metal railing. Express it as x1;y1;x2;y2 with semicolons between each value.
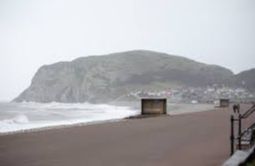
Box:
230;104;255;155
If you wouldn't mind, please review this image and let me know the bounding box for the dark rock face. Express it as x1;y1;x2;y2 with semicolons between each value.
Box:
14;50;239;103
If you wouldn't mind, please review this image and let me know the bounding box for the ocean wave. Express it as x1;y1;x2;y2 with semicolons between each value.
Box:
1;115;29;124
18;101;131;110
0;102;139;134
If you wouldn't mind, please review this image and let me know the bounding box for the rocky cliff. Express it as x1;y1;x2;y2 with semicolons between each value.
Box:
14;50;241;103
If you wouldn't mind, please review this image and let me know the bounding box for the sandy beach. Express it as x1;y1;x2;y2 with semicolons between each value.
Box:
0;106;233;166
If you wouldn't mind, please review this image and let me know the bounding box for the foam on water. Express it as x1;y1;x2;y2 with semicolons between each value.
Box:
0;102;139;134
0;102;214;134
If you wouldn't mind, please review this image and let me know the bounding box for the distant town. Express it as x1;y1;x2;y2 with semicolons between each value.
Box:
127;84;255;104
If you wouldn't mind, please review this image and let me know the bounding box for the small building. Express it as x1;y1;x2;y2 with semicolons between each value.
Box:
220;98;230;107
141;98;167;115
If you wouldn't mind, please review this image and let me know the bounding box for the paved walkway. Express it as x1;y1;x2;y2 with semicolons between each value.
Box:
0;109;231;166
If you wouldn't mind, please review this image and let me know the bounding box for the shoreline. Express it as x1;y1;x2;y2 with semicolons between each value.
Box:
0;118;124;136
0;101;139;135
0;104;214;137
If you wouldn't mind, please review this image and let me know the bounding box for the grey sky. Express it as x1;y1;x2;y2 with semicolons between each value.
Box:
0;0;255;101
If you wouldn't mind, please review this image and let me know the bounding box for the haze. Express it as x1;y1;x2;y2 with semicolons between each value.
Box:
0;0;255;101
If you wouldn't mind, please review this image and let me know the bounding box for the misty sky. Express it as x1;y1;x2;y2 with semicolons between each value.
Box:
0;0;255;101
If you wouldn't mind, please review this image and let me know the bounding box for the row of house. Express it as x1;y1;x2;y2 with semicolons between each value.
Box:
127;86;255;104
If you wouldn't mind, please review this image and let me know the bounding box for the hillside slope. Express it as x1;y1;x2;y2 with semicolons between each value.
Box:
14;50;234;103
233;69;255;92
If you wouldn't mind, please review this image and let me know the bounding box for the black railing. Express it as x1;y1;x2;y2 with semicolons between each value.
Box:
241;104;255;119
240;122;255;139
230;104;255;155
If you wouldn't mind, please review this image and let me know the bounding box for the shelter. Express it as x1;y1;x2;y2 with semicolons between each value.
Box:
220;99;230;107
141;98;167;115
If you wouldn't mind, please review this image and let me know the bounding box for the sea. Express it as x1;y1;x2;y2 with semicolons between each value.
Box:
0;102;139;134
0;101;214;134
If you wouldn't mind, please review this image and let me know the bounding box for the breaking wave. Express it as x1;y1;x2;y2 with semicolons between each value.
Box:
0;102;139;134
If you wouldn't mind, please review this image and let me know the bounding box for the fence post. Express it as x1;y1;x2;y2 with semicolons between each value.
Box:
238;114;242;150
230;115;235;155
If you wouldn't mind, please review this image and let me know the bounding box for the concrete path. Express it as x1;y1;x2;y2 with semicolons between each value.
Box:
0;109;231;166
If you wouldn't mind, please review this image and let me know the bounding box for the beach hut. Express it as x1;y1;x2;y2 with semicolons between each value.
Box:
141;98;167;115
219;99;230;107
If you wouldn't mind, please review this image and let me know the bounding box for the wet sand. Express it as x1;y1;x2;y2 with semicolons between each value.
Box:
0;108;231;166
